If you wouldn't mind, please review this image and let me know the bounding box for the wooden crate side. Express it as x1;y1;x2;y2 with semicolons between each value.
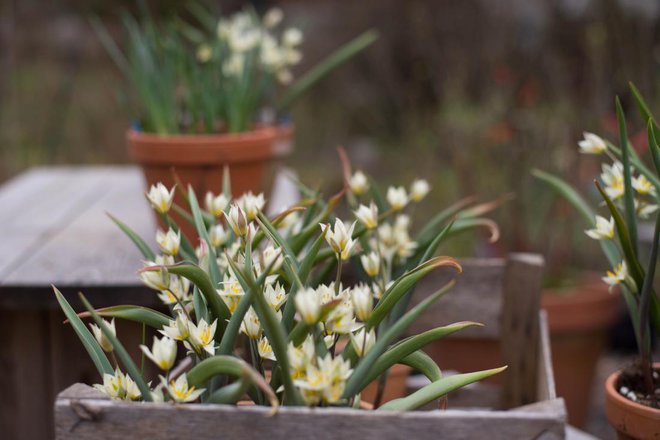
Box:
55;385;565;440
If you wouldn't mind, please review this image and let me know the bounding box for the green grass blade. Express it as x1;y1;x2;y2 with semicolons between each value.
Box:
377;367;507;411
53;287;113;376
108;213;155;261
616;97;638;256
75;305;170;329
79;293;153;401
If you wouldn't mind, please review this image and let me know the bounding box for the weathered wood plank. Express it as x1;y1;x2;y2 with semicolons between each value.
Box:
55;384;565;440
2;167;154;287
501;253;545;408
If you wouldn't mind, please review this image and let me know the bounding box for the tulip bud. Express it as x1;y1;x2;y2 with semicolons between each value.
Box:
410;179;430;202
360;252;380;277
351;284;373;321
205;192;229;217
295;287;321;324
349;171;368;195
387;186;409;211
225;205;249;237
354;203;378;229
156;228;181;256
140;336;177;371
146;183;175;214
90;318;116;353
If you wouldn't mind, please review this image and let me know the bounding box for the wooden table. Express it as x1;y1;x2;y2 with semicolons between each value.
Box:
0;167;159;440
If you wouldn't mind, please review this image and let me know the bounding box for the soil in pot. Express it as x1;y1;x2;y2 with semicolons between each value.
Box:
605;363;660;439
128;125;293;239
542;275;622;428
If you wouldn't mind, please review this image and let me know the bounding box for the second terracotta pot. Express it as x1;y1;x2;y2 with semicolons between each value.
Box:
128;125;293;238
542;275;622;427
604;364;660;439
361;363;412;405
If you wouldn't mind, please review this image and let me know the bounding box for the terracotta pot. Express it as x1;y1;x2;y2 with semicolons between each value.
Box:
127;125;293;238
604;364;660;439
542;275;622;428
360;363;412;405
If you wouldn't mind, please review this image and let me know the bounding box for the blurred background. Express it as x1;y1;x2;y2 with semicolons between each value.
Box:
1;1;659;436
2;0;659;277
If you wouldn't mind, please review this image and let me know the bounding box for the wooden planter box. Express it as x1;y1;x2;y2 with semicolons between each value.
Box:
55;254;567;439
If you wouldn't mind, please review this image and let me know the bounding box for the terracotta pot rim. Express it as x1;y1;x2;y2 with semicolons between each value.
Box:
542;285;621;332
127;125;285;144
605;365;660;418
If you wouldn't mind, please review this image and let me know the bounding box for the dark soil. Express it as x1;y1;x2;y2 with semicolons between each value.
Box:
616;364;660;409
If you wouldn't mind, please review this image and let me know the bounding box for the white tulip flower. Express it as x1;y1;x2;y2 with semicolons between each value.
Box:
410;179;430;202
350;328;376;357
360;252;380;277
317;354;353;403
263;8;283;28
207;224;229;248
295;287;321;324
585;216;615;240
320;219;358;261
578;132;607;154
351;284;373;321
603;261;627;288
140;336;177;371
262;245;284;273
157;276;191;305
601;162;625;200
354;203;378;229
240;307;262;340
349;171;369;195
636;200;659;219
163;374;205;403
325;302;359;334
264;282;287;310
146;183;175;214
288;336;316;378
187;319;217;355
225;204;249;237
257;336;276;361
89;318;116;353
632;175;656;196
94;368;141;401
223;53;245;77
283;28;303;46
156;228;181;256
160;313;191;342
205;192;229;217
387;186;409;210
237;192;266;220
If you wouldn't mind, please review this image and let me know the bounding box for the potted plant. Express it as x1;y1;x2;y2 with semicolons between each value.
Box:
53;156;510;431
534;84;660;438
92;6;377;231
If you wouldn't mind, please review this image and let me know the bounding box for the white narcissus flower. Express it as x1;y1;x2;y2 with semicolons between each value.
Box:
351;284;373;321
187;319;217;355
350;328;376;357
205;192;229;217
240;307;262;340
360;252;380;277
140;336;177;371
349;171;369;195
294;287;321;324
585;216;615;240
601;162;625;200
159;313;190;341
320;219;358;261
257;336;276;361
264;282;287;310
237;192;266;220
354;203;379;229
208;224;230;248
156;228;181;256
263;7;283;28
225;204;249;237
410;179;430;202
163;374;205;403
632;175;656;196
146;183;175;214
603;261;627;288
94;368;141;401
578;132;607;154
89;318;116;353
283;28;303;47
387;186;409;211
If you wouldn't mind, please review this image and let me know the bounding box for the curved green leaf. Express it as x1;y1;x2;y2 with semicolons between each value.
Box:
399;350;442;383
108;213;155;261
377;366;507;411
75;305;170;329
53;287;113;376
